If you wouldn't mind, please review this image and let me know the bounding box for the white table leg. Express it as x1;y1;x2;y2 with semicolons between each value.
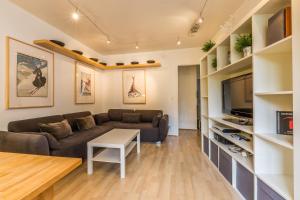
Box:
120;146;125;178
87;144;93;175
137;133;140;154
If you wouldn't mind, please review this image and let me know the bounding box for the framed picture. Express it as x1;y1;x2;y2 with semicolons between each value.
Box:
6;37;54;109
122;70;146;104
75;62;95;104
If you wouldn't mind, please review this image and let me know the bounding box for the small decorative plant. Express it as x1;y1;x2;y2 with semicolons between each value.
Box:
212;57;217;69
235;33;252;57
202;40;215;52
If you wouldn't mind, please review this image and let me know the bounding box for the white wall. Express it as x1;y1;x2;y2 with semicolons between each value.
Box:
178;66;197;130
0;0;104;130
101;48;202;135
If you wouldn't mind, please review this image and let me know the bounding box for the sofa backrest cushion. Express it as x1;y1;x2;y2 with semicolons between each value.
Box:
134;110;163;122
8;115;65;133
63;111;92;131
122;113;141;123
108;109;134;121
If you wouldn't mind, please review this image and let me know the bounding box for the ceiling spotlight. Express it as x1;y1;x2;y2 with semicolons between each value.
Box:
106;38;111;44
197;16;204;24
177;38;181;46
72;9;80;21
135;43;139;49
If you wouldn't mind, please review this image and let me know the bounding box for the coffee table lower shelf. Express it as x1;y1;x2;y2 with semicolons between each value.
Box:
93;141;137;163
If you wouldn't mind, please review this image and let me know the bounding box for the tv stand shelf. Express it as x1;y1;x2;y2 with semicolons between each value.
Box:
210;117;253;135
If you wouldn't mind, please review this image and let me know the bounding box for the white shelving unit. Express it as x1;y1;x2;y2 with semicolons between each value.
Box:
200;0;295;199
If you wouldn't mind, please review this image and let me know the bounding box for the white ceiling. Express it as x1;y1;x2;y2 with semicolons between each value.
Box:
11;0;246;55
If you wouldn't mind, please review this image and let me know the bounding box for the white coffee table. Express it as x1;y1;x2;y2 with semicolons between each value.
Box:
87;129;140;178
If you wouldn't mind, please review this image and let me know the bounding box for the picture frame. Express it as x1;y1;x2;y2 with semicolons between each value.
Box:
75;61;95;104
6;37;54;109
122;70;146;104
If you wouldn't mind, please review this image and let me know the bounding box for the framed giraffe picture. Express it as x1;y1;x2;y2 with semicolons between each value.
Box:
6;37;54;109
122;70;146;104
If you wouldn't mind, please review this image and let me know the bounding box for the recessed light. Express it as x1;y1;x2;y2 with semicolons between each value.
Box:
106;38;111;44
72;9;80;21
177;38;181;46
197;17;204;24
135;43;139;49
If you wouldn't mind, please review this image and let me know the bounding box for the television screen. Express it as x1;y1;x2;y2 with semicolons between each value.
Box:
222;73;253;118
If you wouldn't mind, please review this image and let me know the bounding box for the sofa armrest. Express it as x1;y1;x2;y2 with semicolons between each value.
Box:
159;115;169;142
94;113;109;125
0;131;50;155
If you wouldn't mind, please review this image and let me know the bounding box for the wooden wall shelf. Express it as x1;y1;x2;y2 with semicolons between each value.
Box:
34;40;161;70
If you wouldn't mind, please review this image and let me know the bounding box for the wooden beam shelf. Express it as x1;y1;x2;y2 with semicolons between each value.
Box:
33;40;161;70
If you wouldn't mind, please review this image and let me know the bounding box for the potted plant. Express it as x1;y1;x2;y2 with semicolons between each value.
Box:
235;33;252;57
212;57;217;70
202;40;215;52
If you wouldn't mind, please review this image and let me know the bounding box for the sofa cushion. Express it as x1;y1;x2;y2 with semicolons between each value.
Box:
108;109;134;121
94;113;110;125
134;110;163;122
63;111;92;131
53;126;113;150
122;113;141;123
75;115;96;130
39;120;73;140
152;113;163;127
8;115;65;133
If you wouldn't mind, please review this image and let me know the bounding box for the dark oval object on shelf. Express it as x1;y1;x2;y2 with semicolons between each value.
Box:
89;58;98;62
116;62;124;66
131;61;139;65
72;50;83;55
100;62;107;66
50;40;65;47
147;60;156;64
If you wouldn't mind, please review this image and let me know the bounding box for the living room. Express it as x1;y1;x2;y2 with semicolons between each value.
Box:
0;0;300;200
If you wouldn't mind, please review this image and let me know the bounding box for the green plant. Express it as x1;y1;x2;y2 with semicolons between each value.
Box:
202;40;215;52
212;57;217;69
235;33;252;53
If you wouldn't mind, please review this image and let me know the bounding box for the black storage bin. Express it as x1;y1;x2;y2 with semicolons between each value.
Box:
236;162;254;200
203;136;209;157
219;149;232;184
210;141;218;167
257;178;285;200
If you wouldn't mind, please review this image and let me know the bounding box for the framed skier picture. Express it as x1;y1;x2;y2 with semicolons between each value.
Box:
75;62;95;104
6;37;54;109
122;70;146;104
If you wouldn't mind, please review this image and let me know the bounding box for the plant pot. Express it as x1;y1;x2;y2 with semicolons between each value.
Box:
243;46;252;57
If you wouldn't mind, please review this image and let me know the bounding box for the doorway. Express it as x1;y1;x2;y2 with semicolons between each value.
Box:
178;65;200;130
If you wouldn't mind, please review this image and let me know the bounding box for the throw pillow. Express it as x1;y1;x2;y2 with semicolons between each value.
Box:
94;113;110;125
39;120;73;140
75;115;96;130
122;113;141;123
152;113;162;127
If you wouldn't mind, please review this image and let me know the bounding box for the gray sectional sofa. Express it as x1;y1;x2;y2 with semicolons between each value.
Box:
0;109;169;158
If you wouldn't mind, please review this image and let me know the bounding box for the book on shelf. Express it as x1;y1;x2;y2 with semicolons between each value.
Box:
276;111;293;135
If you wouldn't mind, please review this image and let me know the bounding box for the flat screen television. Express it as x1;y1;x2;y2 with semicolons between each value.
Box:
222;73;253;118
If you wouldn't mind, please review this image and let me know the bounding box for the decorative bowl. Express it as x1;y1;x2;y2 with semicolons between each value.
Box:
72;50;83;55
100;62;107;66
89;58;99;62
131;61;139;65
50;40;65;47
147;60;156;64
116;63;124;66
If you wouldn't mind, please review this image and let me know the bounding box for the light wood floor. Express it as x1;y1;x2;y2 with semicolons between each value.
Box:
54;130;241;200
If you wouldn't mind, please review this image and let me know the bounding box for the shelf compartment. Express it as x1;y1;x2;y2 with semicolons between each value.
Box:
257;174;293;200
210;117;253;135
255;134;293;150
255;91;293;96
254;36;292;55
93;141;137;163
211;127;253;154
211;138;254;173
208;55;252;77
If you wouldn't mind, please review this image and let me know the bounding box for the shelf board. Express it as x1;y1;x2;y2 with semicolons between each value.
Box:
208;55;252;77
210;117;254;135
200;75;208;79
34;40;106;69
257;174;293;200
255;134;293;150
210;127;253;154
255;91;293;96
202;132;209;137
211;138;254;173
34;40;161;70
254;36;292;55
201;114;209;119
201;96;208;98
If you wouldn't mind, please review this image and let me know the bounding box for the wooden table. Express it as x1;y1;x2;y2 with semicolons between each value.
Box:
0;152;81;200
